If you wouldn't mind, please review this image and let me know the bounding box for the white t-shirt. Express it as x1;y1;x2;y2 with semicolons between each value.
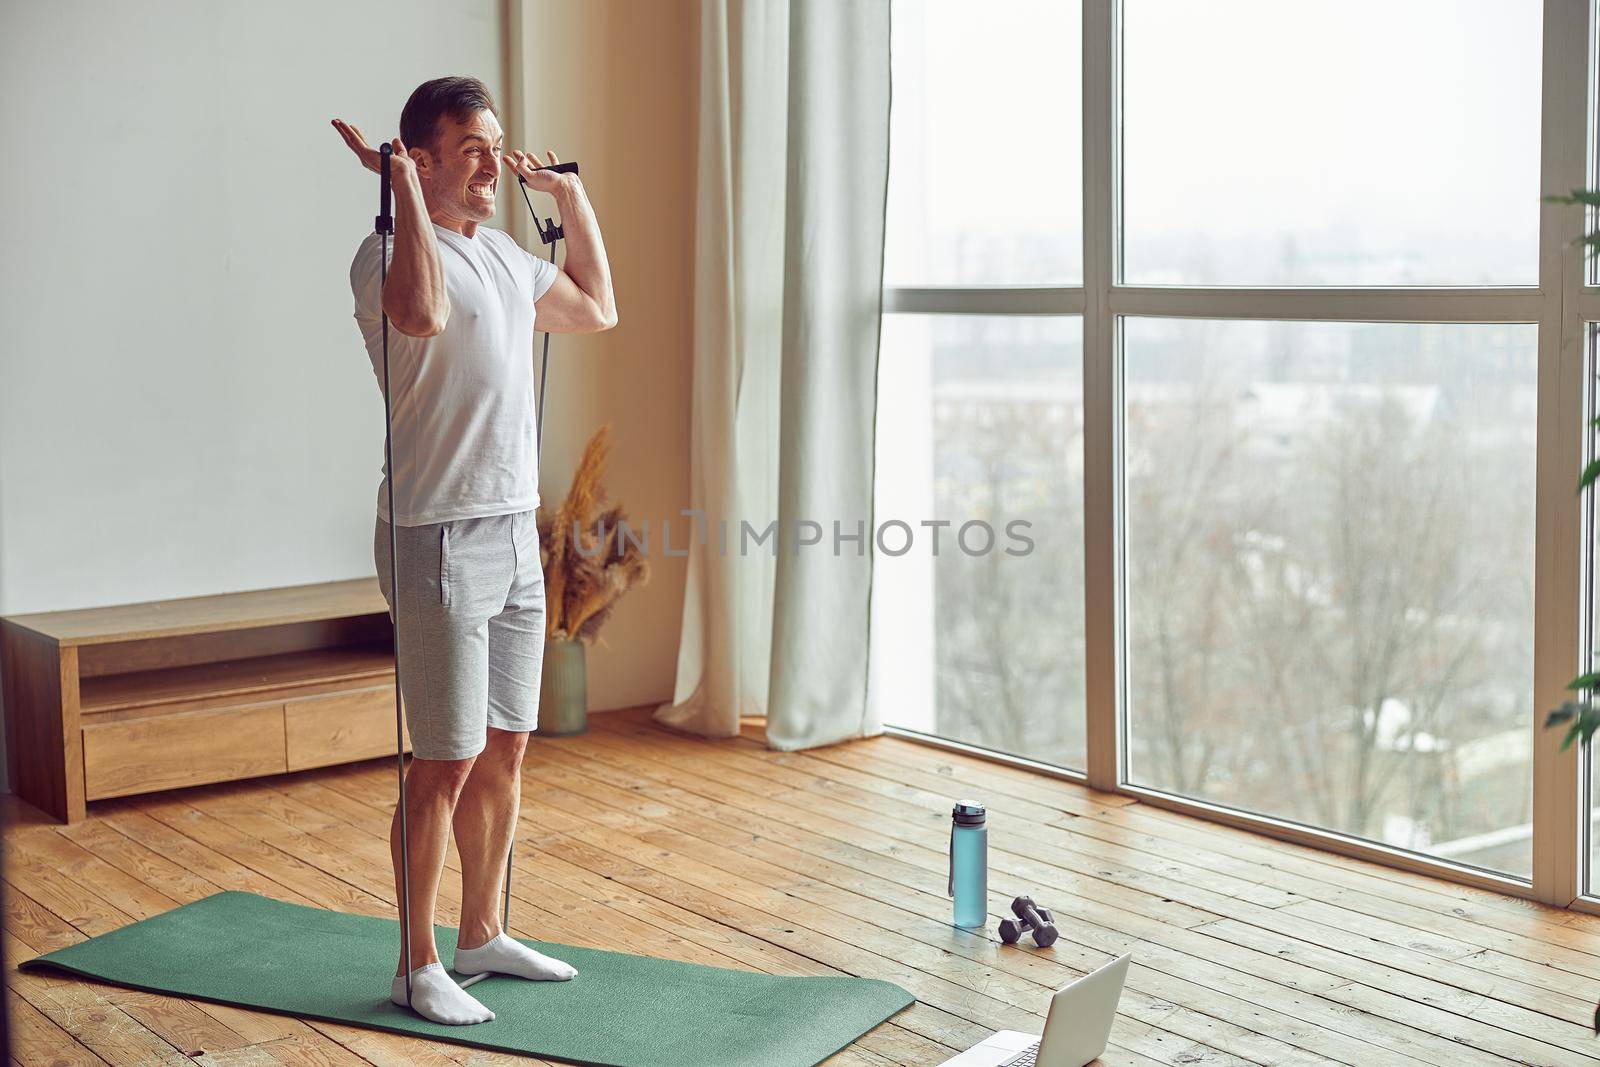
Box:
351;224;559;526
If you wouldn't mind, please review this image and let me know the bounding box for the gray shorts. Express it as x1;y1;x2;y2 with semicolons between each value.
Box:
374;510;545;760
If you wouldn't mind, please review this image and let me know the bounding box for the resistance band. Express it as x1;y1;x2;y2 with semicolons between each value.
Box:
375;143;574;1003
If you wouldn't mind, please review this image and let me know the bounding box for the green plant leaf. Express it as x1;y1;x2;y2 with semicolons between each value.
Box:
1547;700;1600;750
1547;188;1600;206
1567;673;1600;692
1580;457;1600;492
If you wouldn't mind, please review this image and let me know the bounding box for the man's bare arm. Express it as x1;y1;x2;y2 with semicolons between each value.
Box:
383;164;449;337
332;121;449;337
507;150;617;334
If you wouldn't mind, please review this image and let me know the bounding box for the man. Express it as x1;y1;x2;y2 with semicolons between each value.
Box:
333;75;616;1026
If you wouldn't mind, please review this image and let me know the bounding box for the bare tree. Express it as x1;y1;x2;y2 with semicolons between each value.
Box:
935;391;1084;764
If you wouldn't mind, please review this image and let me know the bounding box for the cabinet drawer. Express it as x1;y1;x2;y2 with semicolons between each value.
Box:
285;685;410;771
83;703;287;800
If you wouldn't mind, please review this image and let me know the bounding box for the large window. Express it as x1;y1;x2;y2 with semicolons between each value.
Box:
880;0;1591;902
884;0;1082;286
1122;0;1541;287
873;316;1086;769
1123;320;1537;875
877;0;1089;768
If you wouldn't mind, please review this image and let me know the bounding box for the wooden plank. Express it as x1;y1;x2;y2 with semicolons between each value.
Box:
553;725;1592;1066
318;758;1280;1067
203;776;951;1067
1;623;81;822
710;713;1600;1020
8;975;185;1065
76;616;390;679
4;579;386;647
278;777;1011;1066
4;848;133;938
564;728;1221;926
596;714;1600;1061
1059;801;1600;952
569;713;1593;1062
169;789;596;1067
7;929;193;1065
17;826;182;919
523;763;1423;1064
56;818;227;906
1041;808;1600;1005
93;806;317;905
7;985;107;1066
4;868;318;1059
819;719;1592;935
26;820;352;1054
21;701;1599;1065
80;648;392;716
316;759;1340;1066
65;806;516;1067
601;724;1300;915
83;704;287;801
284;686;410;771
513;801;1283;1064
137;800;383;918
305;764;1182;1066
736;716;1135;815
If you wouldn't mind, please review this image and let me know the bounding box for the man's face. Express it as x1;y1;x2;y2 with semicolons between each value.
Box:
418;108;503;224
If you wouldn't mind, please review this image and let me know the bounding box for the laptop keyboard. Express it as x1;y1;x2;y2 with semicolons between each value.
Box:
1002;1041;1041;1066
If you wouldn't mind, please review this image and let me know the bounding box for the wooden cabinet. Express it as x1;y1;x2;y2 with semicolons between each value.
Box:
84;702;289;800
1;579;410;823
285;686;411;771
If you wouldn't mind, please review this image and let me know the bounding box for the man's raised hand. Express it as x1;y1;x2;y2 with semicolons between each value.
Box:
505;149;574;195
331;119;416;181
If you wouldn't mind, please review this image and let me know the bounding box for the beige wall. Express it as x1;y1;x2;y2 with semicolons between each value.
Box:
508;0;698;712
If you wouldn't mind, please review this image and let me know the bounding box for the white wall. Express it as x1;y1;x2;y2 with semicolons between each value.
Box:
0;0;696;786
0;0;508;607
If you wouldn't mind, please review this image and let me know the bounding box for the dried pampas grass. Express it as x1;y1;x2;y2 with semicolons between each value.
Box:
537;424;650;644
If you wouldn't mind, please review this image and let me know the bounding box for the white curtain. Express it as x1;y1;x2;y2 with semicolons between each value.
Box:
653;0;892;750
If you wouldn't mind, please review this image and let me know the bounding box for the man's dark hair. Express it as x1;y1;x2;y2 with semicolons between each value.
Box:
399;76;498;155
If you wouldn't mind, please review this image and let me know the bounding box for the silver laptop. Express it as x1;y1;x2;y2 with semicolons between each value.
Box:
938;953;1131;1067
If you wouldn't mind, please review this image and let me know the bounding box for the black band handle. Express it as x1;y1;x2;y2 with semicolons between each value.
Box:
517;160;580;181
376;143;394;236
515;159;580;245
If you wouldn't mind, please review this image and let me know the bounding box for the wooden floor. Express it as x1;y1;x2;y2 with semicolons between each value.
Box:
7;707;1600;1067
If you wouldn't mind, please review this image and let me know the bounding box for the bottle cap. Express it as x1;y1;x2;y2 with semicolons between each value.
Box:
952;799;986;825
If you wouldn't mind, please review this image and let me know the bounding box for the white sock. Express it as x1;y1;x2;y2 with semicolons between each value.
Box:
390;962;495;1025
454;932;578;982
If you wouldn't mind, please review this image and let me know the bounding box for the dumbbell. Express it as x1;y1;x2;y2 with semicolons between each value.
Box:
998;895;1059;948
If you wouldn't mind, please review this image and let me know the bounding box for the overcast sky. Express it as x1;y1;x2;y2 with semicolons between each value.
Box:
886;0;1543;286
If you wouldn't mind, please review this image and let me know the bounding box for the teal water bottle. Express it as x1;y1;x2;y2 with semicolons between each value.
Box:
948;800;987;928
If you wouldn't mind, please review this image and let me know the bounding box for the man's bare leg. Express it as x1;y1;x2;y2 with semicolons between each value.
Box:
452;728;577;981
454;727;524;947
389;755;495;1024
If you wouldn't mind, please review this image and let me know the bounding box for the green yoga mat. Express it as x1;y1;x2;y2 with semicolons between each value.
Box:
21;890;913;1067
